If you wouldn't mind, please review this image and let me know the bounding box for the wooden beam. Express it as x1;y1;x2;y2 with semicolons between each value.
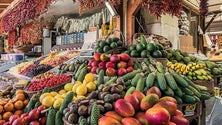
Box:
205;14;218;32
127;0;142;45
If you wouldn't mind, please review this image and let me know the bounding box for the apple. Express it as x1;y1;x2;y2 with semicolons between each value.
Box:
21;113;28;118
39;117;47;125
94;53;101;61
117;68;127;76
126;67;134;73
12;118;24;125
106;68;116;76
37;105;46;112
119;53;130;62
117;61;127;68
110;54;120;63
106;62;116;69
99;62;106;69
29;109;40;121
127;60;134;67
9;115;20;124
91;60;99;67
91;67;98;74
29;121;40;125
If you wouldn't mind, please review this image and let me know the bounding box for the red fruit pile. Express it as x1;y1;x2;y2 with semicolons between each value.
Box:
26;75;71;91
0;106;46;125
88;53;134;76
99;88;189;125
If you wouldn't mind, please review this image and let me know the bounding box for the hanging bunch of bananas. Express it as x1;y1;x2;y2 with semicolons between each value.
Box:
167;61;188;75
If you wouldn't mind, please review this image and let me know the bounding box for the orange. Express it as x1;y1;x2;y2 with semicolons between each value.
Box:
15;94;25;101
16;90;25;95
14;101;24;110
23;99;29;106
3;112;13;121
4;102;14;112
0;105;3;113
14;110;23;116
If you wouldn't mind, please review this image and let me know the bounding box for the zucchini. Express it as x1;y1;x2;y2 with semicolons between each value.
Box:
136;78;145;92
46;109;56;125
172;73;189;87
156;72;167;91
132;73;143;86
146;72;156;88
59;92;74;112
165;72;178;90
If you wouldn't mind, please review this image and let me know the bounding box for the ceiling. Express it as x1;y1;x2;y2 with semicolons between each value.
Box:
0;0;13;13
205;0;222;33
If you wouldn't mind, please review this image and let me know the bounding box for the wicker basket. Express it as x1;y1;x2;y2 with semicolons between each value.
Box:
25;81;69;97
193;80;214;93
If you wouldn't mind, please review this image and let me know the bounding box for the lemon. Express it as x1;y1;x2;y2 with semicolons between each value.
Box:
64;83;73;91
83;80;88;85
72;82;82;93
84;73;94;83
86;82;96;92
54;94;63;99
76;84;87;96
50;91;58;97
59;89;66;95
53;98;64;109
42;96;55;107
40;93;51;103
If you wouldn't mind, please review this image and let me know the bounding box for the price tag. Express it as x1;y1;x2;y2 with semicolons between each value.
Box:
184;104;196;116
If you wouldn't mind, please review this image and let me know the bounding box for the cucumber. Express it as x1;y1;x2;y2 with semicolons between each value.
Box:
183;76;200;92
55;111;63;125
181;87;194;95
187;85;201;98
125;80;132;87
193;96;200;102
172;73;189;87
46;109;56;125
106;77;117;84
175;87;183;97
126;87;136;95
132;73;143;86
77;67;87;82
200;92;212;100
146;72;156;88
182;95;197;104
90;102;100;125
59;92;74;112
122;70;140;82
163;87;174;97
25;94;38;113
156;72;167;91
74;64;86;80
174;95;183;104
104;77;111;83
153;80;160;88
165;72;178;90
97;70;105;85
34;101;41;108
136;78;145;92
80;118;87;125
42;87;50;94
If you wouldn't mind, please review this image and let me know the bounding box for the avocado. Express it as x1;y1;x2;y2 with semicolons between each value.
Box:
156;43;164;50
175;55;183;61
146;43;155;52
161;50;168;58
111;37;120;42
99;41;106;48
181;51;189;57
129;45;136;51
130;50;139;57
140;34;147;46
212;68;219;75
105;38;112;45
136;43;145;52
182;57;191;64
110;42;118;49
141;50;149;58
123;50;130;55
117;40;123;46
103;45;111;52
96;48;104;53
167;53;173;59
152;50;162;58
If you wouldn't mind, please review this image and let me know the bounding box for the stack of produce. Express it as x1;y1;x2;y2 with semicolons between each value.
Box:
25;75;71;91
122;59;211;104
88;53;134;77
205;61;222;76
58;59;88;73
33;71;56;80
124;35;168;58
0;86;16;98
9;61;34;74
94;37;123;53
167;49;197;64
0;90;29;123
63;78;126;124
99;87;189;125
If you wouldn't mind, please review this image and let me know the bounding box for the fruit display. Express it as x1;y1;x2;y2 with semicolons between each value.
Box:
0;73;24;91
21;64;53;78
58;59;89;73
0;86;16;98
122;59;211;104
26;75;71;91
63;79;126;124
0;105;47;125
33;71;56;80
9;61;34;74
167;49;197;64
205;61;222;75
124;35;168;58
94;37;123;53
0;89;29;123
99;87;189;125
88;53;134;77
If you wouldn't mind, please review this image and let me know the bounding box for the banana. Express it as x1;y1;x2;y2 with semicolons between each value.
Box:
200;70;207;76
194;70;202;76
167;61;173;67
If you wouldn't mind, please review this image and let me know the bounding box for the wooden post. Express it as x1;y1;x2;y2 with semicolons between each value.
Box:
127;0;142;45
